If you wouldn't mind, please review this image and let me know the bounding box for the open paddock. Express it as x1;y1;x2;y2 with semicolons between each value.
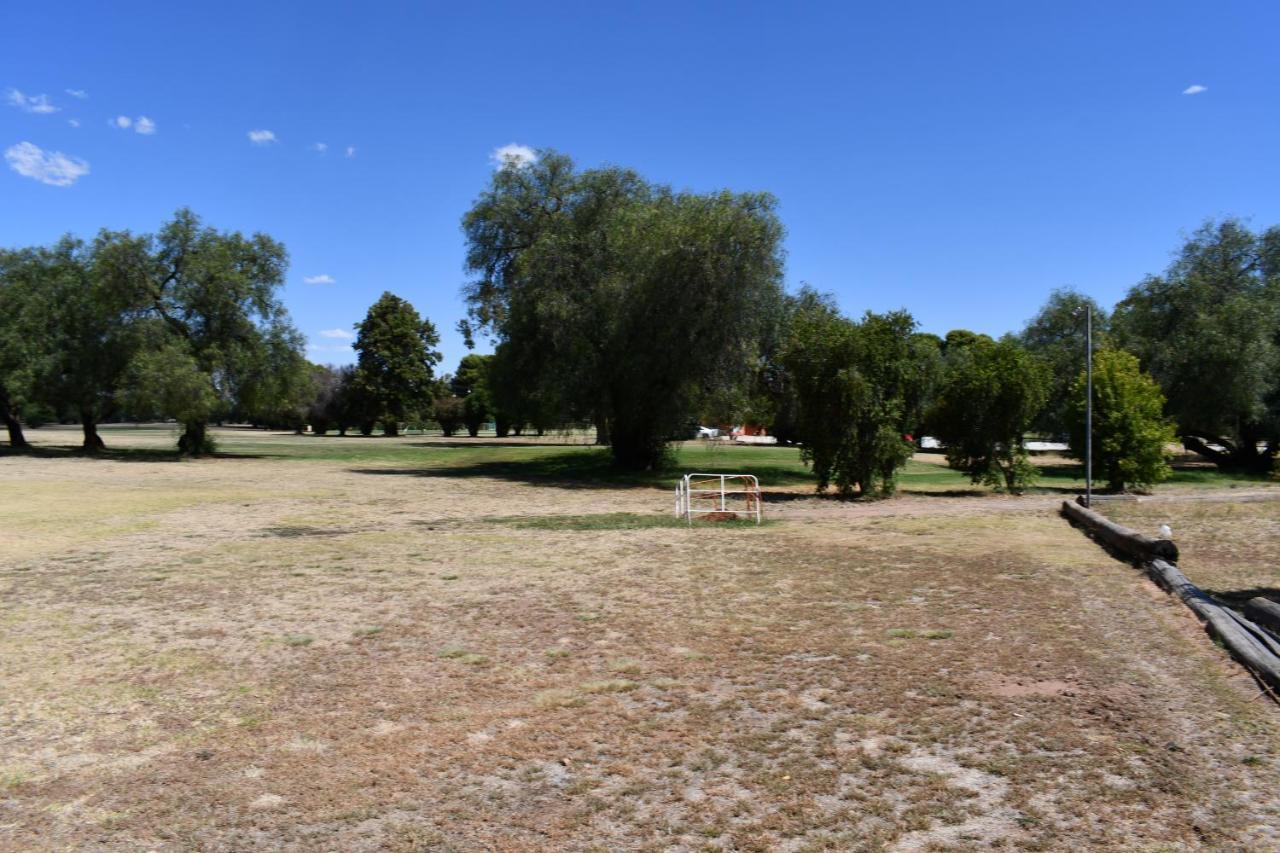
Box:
2;428;1280;850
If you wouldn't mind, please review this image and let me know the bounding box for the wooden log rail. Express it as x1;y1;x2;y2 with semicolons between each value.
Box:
1060;499;1179;563
1060;500;1280;693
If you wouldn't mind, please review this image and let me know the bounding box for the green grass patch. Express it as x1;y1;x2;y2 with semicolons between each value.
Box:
284;634;314;647
581;678;639;694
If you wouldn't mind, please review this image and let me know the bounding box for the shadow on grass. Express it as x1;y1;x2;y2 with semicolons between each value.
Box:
348;448;816;490
1204;587;1280;609
0;444;269;463
1036;461;1273;488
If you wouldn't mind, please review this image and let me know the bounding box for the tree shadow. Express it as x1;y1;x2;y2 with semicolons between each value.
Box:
347;448;817;491
0;444;268;463
1203;587;1280;609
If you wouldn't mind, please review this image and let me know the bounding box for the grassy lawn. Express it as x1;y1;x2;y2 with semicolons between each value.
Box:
3;428;1280;849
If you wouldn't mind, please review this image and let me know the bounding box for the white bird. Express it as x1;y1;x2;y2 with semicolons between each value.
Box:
1159;524;1173;540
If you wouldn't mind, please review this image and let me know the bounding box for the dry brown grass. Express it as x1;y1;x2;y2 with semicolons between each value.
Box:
3;431;1280;850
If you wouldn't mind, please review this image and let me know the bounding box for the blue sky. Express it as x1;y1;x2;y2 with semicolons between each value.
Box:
3;2;1278;372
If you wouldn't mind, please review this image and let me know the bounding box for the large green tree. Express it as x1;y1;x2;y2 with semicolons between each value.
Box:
0;235;149;451
352;292;441;436
1019;288;1110;439
1112;219;1280;472
461;150;785;469
782;294;925;498
0;249;40;447
137;208;305;454
1066;349;1176;491
928;337;1049;493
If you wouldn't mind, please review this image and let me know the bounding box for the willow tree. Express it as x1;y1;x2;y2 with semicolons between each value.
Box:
461;150;785;469
1113;219;1280;472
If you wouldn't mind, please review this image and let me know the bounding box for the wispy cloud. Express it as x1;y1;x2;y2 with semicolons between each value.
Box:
110;115;155;134
303;274;336;285
5;141;89;187
319;328;354;340
491;143;536;169
307;342;353;354
65;88;88;99
6;89;59;114
312;142;328;154
1182;84;1208;95
68;118;80;128
345;145;356;158
248;129;277;145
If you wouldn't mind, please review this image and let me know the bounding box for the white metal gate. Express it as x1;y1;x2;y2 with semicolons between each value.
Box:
674;473;762;525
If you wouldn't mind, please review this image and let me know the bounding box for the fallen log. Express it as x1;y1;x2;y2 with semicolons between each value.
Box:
1060;500;1179;563
1146;559;1280;692
1245;598;1280;637
1060;499;1280;692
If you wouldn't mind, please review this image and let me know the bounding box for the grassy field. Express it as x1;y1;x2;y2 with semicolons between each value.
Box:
3;427;1280;850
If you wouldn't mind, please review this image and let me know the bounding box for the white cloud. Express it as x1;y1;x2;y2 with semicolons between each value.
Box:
248;129;277;145
303;274;336;285
490;143;536;169
307;342;353;354
1182;84;1208;95
65;89;88;99
345;145;356;158
319;328;354;340
135;116;156;135
5;141;89;187
312;142;328;153
68;118;80;128
112;115;132;129
6;89;59;114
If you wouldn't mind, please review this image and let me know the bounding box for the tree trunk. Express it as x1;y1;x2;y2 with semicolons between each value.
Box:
2;408;27;448
178;420;209;456
494;418;510;438
1182;434;1272;472
383;421;399;437
594;413;611;446
80;411;106;453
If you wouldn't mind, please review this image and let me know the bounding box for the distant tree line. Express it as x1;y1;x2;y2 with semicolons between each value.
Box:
3;171;1276;493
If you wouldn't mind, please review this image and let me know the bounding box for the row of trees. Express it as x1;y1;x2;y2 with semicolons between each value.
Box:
3;161;1275;491
0;210;309;454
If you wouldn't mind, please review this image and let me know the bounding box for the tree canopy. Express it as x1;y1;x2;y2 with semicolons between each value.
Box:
1112;219;1280;471
1066;349;1176;491
352;292;442;437
461;150;785;469
782;292;925;498
1019;288;1110;439
928;336;1049;493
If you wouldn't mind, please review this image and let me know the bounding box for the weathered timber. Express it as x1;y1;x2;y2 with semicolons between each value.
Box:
1061;500;1179;563
1245;598;1280;637
1146;558;1280;691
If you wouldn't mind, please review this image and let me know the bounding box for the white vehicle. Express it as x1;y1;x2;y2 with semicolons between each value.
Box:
697;426;720;439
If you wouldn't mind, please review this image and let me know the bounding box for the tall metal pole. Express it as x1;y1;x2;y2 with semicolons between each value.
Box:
1085;305;1093;508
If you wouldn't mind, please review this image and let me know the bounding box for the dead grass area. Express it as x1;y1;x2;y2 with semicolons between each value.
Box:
1102;495;1280;605
4;438;1280;850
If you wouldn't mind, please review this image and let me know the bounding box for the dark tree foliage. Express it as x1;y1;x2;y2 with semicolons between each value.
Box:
1112;219;1280;472
928;336;1049;494
0;236;149;451
1019;288;1111;438
782;292;926;498
133;209;305;454
461;150;785;469
0;249;39;447
352;292;442;437
433;396;465;437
